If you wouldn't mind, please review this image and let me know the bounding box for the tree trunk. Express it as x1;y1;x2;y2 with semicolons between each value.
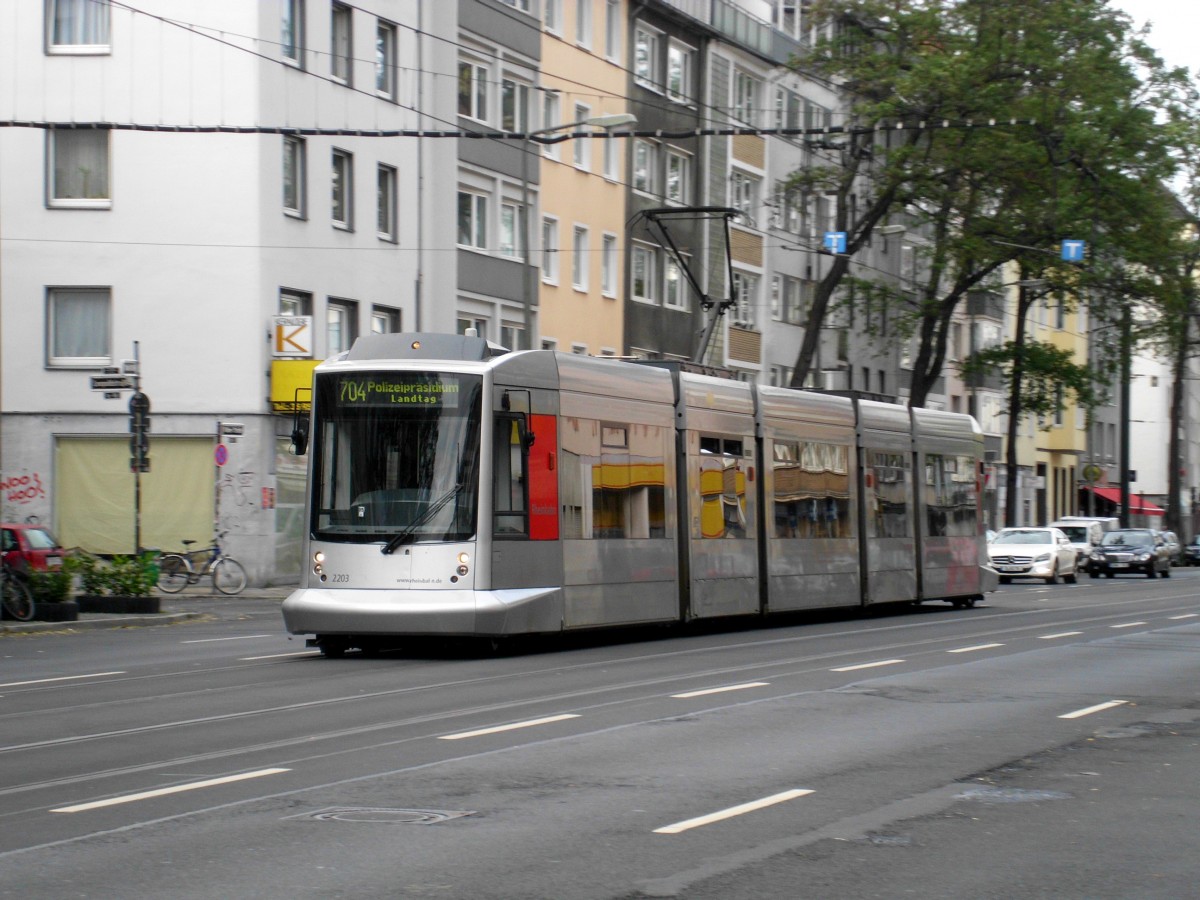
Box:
1004;283;1033;527
1167;312;1188;534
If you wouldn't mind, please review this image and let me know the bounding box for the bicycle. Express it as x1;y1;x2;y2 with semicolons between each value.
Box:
156;532;248;595
1;562;35;621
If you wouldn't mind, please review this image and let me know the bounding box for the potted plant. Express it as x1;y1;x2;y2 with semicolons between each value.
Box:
24;566;79;622
73;551;161;614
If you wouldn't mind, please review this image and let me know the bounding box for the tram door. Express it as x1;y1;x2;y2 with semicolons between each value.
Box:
857;401;919;605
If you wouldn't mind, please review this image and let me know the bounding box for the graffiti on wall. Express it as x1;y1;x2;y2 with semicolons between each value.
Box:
217;470;260;533
2;473;47;506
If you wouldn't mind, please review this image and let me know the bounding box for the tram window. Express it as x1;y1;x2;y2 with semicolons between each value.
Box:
924;453;977;537
866;450;911;538
696;433;750;539
561;417;668;540
493;415;528;536
772;439;851;539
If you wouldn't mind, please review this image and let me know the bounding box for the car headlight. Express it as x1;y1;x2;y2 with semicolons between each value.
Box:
1135;551;1151;560
1034;552;1051;563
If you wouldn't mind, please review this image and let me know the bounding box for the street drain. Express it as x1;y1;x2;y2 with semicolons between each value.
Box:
293;807;475;824
955;787;1071;804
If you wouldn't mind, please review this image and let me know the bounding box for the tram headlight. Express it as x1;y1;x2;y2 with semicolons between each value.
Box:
313;551;325;564
457;565;469;576
458;551;470;565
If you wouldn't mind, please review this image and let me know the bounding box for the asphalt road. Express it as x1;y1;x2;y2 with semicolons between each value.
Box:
1;572;1198;899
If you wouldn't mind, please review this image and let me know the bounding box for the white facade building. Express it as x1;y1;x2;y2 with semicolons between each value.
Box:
0;0;456;583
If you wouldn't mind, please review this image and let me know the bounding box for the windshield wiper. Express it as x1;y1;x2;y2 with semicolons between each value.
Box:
381;484;463;555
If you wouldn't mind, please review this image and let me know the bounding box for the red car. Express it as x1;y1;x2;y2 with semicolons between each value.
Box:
1;524;65;574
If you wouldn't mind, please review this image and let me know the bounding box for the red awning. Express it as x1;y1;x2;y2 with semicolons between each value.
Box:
1086;486;1165;515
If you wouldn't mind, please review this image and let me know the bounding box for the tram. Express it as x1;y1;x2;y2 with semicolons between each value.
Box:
281;333;995;655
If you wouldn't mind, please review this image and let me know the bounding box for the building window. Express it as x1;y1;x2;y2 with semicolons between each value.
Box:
375;20;396;99
500;201;526;259
605;0;621;61
603;130;619;180
573;103;591;170
731;271;758;327
282;136;306;217
371;305;400;333
48;287;110;367
572;226;589;290
377;164;397;241
665;149;690;205
458;191;487;249
458;60;488;122
665;256;688;310
730;170;760;221
632;139;657;194
327;299;358;356
575;0;592;48
48;128;109;207
501;77;529;132
280;289;312;316
500;324;524;350
331;149;353;229
666;41;694;103
281;0;304;65
631;244;656;303
545;0;562;34
499;0;532;10
458;317;488;338
542;92;561;159
601;233;617;297
331;2;352;84
47;0;110;52
733;71;760;126
634;24;661;89
542;217;559;284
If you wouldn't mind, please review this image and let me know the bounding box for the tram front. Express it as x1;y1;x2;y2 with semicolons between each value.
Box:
282;343;488;654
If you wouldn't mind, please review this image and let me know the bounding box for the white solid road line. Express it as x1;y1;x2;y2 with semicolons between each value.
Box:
439;714;580;741
831;659;904;672
672;682;770;699
947;643;1004;654
654;789;814;834
51;768;292;813
0;672;125;689
241;651;321;660
181;635;275;643
1059;700;1128;720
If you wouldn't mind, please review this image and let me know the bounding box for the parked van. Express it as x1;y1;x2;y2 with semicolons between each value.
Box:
1049;517;1115;574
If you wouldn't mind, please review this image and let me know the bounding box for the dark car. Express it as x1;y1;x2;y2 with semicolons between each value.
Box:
1089;529;1171;579
1;523;65;575
1184;537;1200;566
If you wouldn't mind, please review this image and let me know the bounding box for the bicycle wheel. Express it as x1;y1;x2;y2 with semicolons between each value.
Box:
157;554;190;593
2;575;35;622
211;557;248;595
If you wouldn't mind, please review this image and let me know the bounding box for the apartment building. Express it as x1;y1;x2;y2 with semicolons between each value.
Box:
0;0;456;582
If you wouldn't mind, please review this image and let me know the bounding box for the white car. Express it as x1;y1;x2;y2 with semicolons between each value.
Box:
987;527;1078;584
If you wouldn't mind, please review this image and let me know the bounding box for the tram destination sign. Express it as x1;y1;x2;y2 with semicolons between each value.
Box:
336;375;460;408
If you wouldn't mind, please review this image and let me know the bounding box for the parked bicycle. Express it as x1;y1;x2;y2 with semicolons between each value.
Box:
157;532;248;595
1;561;35;621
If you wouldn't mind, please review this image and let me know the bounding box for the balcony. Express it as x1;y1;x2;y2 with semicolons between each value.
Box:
657;0;805;64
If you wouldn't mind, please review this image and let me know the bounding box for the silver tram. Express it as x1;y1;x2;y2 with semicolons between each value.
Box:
281;333;995;655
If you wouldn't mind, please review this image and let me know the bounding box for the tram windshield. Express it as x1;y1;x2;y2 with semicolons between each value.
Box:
310;371;483;544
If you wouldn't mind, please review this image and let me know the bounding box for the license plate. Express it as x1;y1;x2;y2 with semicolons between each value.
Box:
1001;565;1024;572
1111;562;1128;568
46;556;62;568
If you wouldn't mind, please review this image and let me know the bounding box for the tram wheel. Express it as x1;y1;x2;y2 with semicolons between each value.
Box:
317;636;348;658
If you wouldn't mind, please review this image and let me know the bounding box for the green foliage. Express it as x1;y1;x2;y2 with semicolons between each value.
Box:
65;550;158;597
25;568;72;604
961;339;1102;424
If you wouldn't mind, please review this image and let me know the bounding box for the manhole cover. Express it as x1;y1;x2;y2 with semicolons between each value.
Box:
290;807;475;824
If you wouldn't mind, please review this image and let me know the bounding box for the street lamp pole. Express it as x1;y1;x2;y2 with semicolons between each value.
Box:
520;113;636;350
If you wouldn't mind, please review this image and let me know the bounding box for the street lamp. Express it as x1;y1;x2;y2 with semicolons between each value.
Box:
520;112;637;350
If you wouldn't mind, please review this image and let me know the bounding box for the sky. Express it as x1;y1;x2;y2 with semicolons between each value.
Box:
1110;0;1199;75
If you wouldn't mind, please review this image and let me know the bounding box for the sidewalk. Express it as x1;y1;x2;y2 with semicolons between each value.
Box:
1;583;298;635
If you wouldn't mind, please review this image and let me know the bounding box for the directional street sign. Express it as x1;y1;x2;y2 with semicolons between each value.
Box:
823;231;847;254
91;375;135;392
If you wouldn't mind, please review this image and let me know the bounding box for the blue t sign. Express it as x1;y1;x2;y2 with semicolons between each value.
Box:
1061;239;1086;262
824;231;847;254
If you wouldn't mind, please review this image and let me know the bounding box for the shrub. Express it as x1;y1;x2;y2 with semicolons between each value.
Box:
26;568;72;604
65;550;158;597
